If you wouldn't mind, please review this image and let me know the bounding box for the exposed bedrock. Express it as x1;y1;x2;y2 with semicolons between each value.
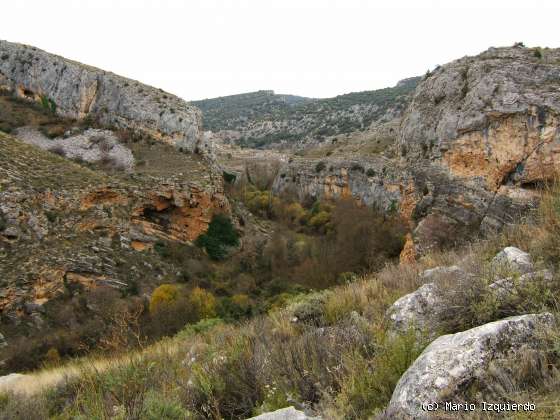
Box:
273;47;560;256
0;40;207;154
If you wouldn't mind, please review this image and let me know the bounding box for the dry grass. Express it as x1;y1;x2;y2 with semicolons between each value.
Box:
0;267;425;418
3;183;560;418
0;337;183;396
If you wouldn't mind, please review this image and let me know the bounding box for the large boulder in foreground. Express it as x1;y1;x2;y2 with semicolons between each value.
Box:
385;313;554;419
248;407;320;420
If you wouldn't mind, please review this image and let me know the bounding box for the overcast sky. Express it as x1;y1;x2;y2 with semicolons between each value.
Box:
3;0;559;100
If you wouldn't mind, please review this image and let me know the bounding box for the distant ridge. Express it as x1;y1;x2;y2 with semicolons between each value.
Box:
192;78;420;147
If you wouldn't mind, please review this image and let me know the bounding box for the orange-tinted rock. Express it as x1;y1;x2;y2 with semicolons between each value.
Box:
442;112;560;190
130;241;152;251
131;185;229;243
399;233;417;265
80;188;129;211
399;181;418;227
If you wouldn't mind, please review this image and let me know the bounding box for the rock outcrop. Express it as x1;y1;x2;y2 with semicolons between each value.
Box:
387;266;467;336
271;46;559;256
15;127;134;171
398;46;560;187
0;373;25;390
248;407;320;420
272;156;403;214
0;40;206;154
490;269;553;300
0;131;228;318
385;313;555;419
491;246;533;274
396;46;560;253
386;248;549;336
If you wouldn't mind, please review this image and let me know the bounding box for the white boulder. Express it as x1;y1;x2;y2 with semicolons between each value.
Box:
385;313;554;419
491;247;533;274
248;407;320;420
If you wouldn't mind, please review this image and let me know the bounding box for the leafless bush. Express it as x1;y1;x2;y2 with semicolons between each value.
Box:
90;135;113;152
99;153;127;171
49;145;66;157
99;301;145;353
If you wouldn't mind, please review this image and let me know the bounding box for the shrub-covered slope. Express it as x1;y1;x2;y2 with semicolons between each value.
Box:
193;78;419;148
2;185;560;419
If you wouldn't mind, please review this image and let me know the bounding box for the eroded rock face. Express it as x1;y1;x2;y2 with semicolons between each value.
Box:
398;47;560;168
272;156;403;214
270;47;560;258
395;47;560;253
0;40;205;154
0;132;229;318
385;313;555;420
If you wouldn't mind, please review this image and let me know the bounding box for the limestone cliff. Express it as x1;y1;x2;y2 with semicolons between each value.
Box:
0;40;206;154
399;46;560;183
271;157;403;213
271;46;560;256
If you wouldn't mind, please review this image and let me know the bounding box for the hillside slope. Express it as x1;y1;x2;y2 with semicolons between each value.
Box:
0;127;230;363
195;78;419;149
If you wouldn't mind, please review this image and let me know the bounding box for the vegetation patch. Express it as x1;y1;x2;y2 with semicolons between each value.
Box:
195;214;239;260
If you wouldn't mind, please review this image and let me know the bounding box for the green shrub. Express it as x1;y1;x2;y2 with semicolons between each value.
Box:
0;392;49;420
308;210;330;230
44;210;58;223
154;241;171;258
39;95;56;114
366;168;376;177
290;292;331;326
350;163;364;173
244;188;280;218
326;329;426;419
144;392;189;420
149;284;181;314
195;214;239;260
315;161;326;172
223;171;237;184
80;358;153;419
148;285;217;337
219;294;254;320
177;318;224;339
186;333;263;419
534;48;543;59
187;287;217;321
